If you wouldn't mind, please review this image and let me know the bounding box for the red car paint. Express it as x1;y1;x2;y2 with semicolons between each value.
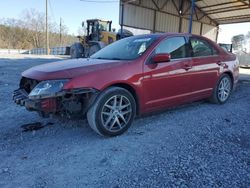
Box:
22;33;239;115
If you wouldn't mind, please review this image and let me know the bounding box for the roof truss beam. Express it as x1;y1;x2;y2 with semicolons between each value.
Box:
216;14;250;21
205;4;249;14
238;0;249;6
199;0;249;9
191;0;218;25
206;6;250;15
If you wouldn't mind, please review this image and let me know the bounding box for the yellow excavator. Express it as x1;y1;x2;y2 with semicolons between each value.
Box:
70;19;133;58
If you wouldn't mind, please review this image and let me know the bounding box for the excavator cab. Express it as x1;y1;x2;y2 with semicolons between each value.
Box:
86;19;114;44
86;19;112;41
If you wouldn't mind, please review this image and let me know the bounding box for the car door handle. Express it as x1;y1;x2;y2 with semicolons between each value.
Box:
183;64;192;70
217;61;223;66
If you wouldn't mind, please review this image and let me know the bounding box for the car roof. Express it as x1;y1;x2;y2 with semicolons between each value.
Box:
130;32;224;53
132;33;218;46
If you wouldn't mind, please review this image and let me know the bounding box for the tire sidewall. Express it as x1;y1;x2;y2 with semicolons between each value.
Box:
215;74;232;104
70;43;84;58
94;88;136;136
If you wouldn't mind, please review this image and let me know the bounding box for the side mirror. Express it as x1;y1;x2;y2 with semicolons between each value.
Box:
82;21;85;27
152;53;171;63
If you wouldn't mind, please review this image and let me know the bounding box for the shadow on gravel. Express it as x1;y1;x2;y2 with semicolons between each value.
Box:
239;79;250;83
240;66;250;69
236;79;250;89
140;100;206;119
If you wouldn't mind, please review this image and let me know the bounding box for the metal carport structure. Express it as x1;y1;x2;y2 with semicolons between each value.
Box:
119;0;250;41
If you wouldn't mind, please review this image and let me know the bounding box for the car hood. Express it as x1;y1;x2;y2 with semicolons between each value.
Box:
22;58;126;81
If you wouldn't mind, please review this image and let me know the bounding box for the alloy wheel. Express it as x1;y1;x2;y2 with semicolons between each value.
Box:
218;76;231;102
101;95;132;132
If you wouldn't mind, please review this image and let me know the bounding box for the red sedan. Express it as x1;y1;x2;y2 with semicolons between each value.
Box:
13;33;239;136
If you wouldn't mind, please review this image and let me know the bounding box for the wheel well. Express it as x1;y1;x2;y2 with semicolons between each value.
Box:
110;83;140;115
224;71;234;85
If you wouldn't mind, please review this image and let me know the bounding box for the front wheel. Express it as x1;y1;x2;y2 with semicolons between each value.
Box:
210;74;232;104
87;87;136;136
70;43;84;59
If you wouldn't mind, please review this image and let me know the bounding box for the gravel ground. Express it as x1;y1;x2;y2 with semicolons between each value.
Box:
0;55;249;188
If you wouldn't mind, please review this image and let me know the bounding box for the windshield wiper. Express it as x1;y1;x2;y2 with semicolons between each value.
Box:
94;57;123;60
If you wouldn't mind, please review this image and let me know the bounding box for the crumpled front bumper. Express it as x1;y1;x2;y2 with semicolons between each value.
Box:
13;88;57;112
13;88;29;106
13;87;99;118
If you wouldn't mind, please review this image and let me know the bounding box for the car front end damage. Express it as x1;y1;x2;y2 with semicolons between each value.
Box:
13;77;99;118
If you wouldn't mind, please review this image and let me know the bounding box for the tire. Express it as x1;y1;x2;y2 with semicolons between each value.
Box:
209;74;232;104
87;87;136;137
70;43;84;59
88;44;101;56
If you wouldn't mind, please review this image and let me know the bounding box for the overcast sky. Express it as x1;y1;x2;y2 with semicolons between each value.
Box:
0;0;249;42
218;23;250;43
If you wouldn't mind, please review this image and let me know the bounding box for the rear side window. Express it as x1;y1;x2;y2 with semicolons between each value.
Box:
155;37;187;59
190;38;217;57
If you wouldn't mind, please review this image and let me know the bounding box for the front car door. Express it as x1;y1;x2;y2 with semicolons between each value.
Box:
142;36;194;113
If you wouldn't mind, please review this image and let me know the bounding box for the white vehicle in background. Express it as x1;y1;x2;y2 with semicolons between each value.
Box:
234;50;250;68
218;43;250;68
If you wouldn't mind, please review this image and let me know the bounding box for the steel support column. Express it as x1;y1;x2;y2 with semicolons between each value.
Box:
120;2;124;38
215;26;219;42
179;0;184;33
188;0;195;33
153;10;157;33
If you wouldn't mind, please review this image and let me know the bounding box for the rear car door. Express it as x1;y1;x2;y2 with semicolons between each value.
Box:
142;36;194;112
188;37;221;99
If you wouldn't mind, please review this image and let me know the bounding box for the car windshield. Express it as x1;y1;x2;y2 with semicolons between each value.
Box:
91;35;159;60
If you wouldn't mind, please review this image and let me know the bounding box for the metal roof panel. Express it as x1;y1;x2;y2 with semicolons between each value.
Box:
195;0;250;24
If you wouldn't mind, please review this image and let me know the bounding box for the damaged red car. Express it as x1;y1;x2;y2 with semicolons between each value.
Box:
13;33;239;136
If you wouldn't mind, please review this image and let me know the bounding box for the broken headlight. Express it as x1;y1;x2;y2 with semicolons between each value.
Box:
29;79;69;99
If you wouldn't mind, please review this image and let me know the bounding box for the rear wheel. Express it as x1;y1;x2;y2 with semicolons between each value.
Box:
87;87;136;136
210;74;232;104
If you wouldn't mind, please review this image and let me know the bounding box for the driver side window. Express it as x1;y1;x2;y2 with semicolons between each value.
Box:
155;37;187;59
